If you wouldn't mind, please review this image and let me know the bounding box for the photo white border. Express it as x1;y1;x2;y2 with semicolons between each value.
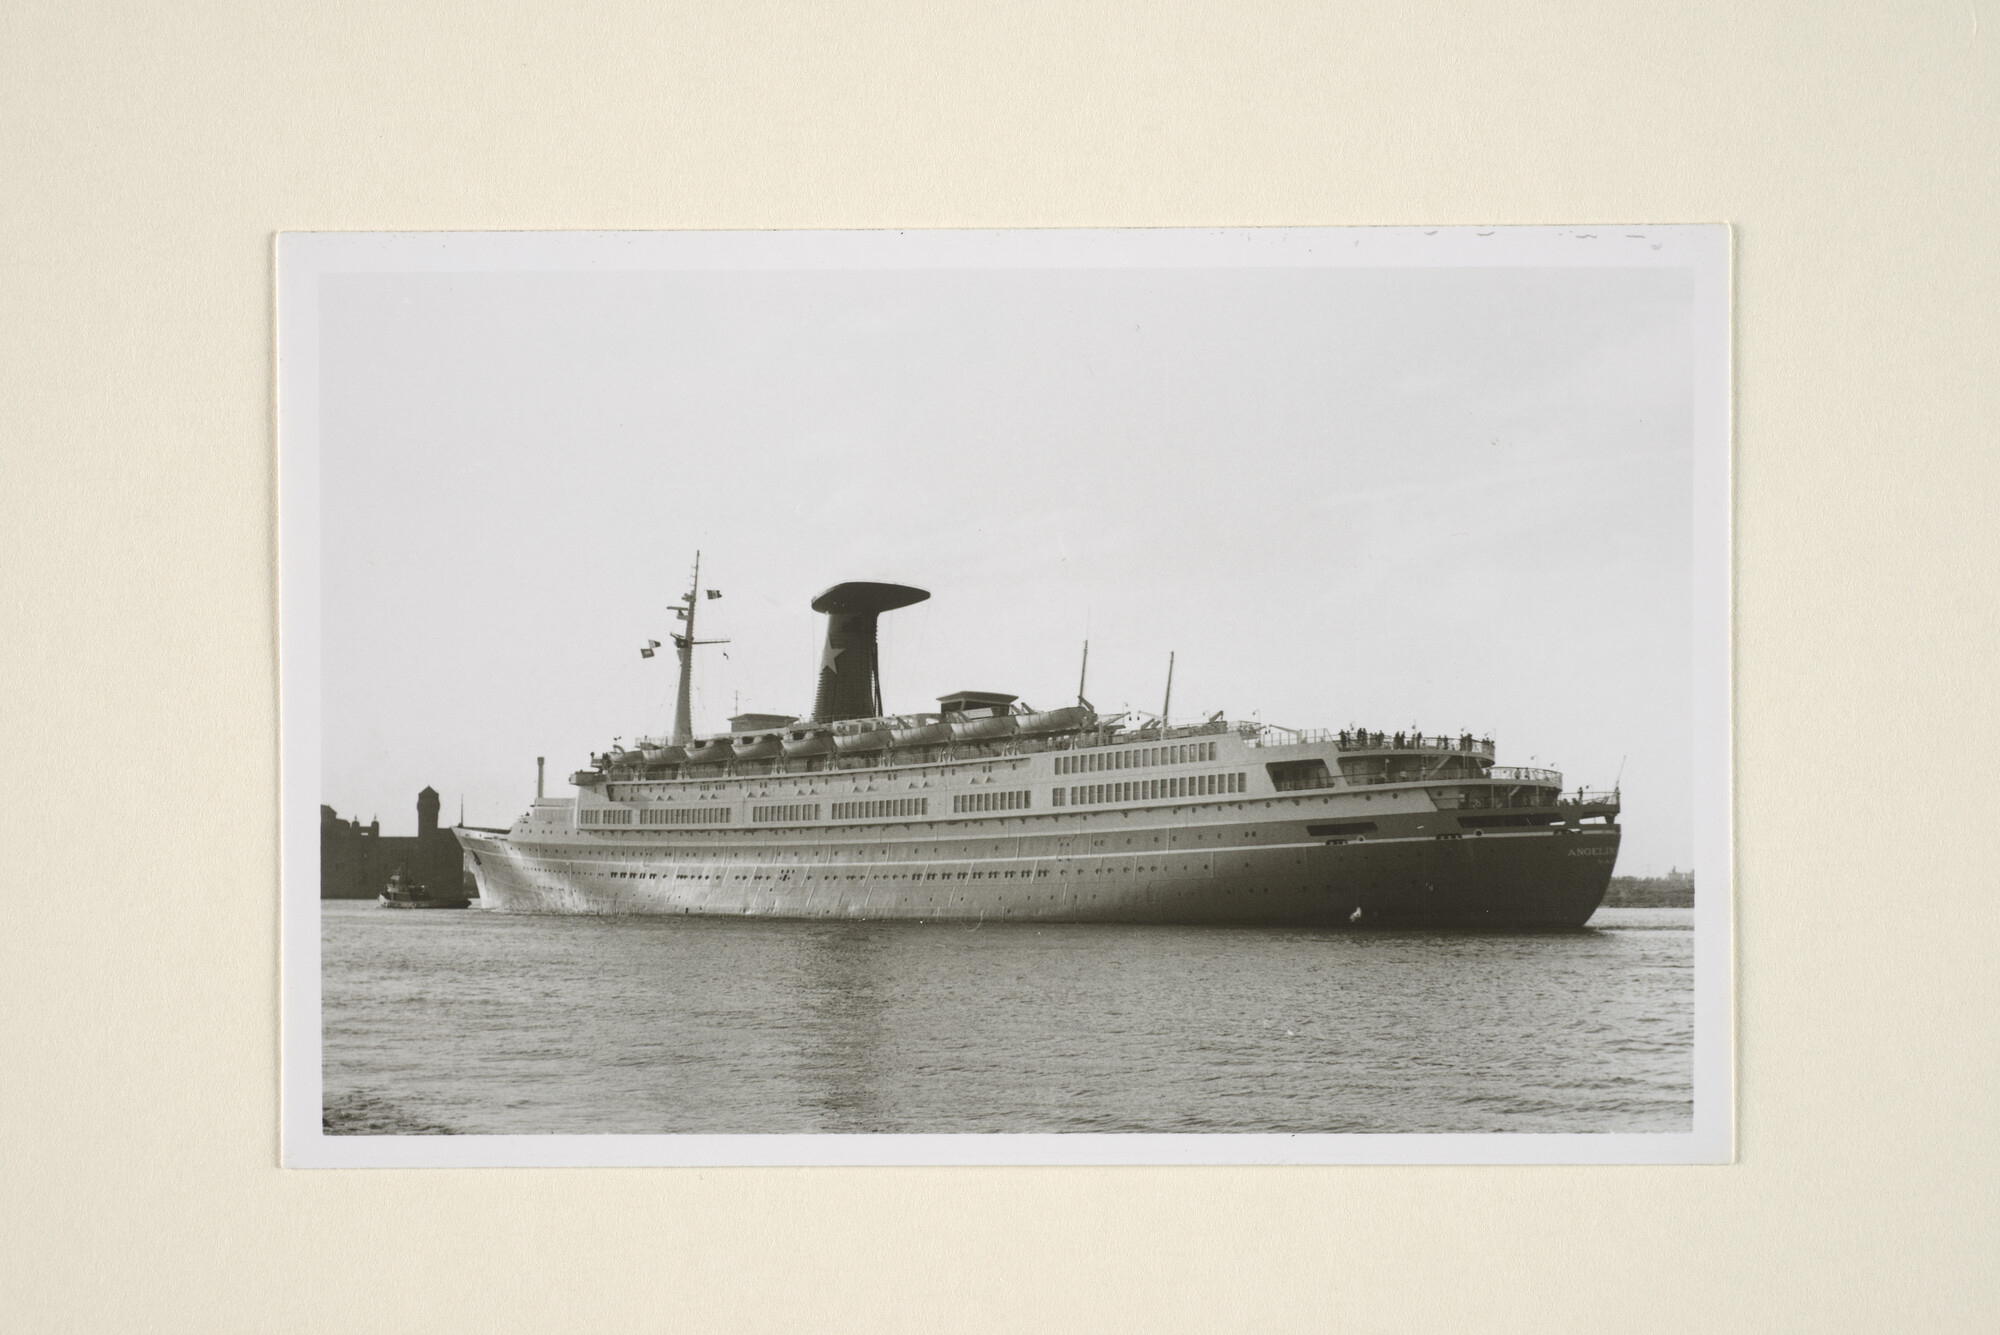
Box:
279;225;1732;1167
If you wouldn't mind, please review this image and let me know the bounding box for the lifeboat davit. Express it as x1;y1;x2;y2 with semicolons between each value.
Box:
1016;705;1090;736
832;719;893;753
781;728;834;757
683;738;732;764
731;732;782;760
949;710;1018;742
890;715;953;747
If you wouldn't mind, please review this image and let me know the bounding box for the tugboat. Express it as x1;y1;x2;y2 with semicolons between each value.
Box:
377;865;470;910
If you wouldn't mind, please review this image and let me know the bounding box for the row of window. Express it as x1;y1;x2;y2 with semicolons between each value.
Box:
829;797;930;820
640;806;734;825
1055;740;1218;777
585;770;1249;826
952;790;1032;814
752;803;822;823
1051;772;1245;807
581;806;738;826
611;791;743;803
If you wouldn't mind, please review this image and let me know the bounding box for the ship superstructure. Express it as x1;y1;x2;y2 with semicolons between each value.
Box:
457;565;1621;927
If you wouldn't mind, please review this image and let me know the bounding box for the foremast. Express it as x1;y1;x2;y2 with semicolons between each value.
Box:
669;551;727;747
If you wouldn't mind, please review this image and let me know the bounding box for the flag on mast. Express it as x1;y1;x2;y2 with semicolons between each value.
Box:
706;589;722;599
640;639;660;659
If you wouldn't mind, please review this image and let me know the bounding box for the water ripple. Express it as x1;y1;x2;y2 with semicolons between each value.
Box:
321;904;1693;1135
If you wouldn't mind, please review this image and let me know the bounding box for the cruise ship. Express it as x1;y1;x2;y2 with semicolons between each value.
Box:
456;561;1621;928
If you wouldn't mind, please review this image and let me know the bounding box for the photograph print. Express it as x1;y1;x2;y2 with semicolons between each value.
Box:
279;226;1730;1165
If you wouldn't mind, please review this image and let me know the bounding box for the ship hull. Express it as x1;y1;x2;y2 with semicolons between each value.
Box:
457;819;1616;930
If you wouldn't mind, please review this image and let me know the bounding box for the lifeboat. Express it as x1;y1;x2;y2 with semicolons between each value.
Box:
731;732;782;760
570;770;605;787
832;718;893;753
683;738;732;764
1016;705;1090;736
949;710;1018;742
781;728;834;757
890;715;953;747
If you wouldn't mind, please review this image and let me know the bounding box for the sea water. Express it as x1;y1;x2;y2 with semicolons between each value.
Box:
320;902;1693;1134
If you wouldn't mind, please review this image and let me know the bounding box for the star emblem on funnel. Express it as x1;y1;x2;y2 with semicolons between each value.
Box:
821;641;846;674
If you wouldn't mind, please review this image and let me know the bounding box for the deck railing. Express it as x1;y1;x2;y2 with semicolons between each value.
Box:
1271;770;1571;795
1248;727;1496;757
1434;789;1585;812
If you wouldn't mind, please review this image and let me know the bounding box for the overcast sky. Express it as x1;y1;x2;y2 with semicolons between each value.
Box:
316;251;1699;873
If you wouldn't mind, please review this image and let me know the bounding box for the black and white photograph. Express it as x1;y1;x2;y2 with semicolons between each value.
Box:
279;227;1730;1165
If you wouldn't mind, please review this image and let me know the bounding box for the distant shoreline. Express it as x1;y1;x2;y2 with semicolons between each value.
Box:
1602;875;1694;908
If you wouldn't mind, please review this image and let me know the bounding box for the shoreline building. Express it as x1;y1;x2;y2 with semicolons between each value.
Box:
319;786;467;899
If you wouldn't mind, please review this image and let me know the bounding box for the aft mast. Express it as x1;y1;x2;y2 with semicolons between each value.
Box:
669;551;728;746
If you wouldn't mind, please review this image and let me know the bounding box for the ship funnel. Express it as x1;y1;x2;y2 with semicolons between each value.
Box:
808;581;930;722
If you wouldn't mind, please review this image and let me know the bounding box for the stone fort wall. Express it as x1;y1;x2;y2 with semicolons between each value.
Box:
319;786;470;899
